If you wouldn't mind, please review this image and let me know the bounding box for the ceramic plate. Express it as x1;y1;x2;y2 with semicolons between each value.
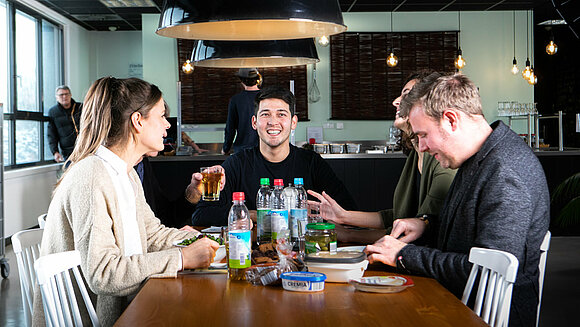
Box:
349;276;414;293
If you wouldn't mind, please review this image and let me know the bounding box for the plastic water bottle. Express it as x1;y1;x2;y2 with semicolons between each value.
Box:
227;192;251;281
270;179;289;244
291;178;308;243
256;178;271;245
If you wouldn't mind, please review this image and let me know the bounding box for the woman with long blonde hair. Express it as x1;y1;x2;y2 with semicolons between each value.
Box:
33;77;219;327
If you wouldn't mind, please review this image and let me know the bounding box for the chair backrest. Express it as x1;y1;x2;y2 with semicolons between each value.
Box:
38;214;47;229
536;230;551;327
461;247;519;327
12;228;44;326
34;251;100;327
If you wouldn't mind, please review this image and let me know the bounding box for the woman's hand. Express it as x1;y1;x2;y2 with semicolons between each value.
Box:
181;237;219;269
307;190;348;225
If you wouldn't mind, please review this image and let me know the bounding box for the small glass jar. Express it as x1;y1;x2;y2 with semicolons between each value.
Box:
305;223;337;254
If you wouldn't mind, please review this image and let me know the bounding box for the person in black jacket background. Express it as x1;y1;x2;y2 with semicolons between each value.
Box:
47;85;82;162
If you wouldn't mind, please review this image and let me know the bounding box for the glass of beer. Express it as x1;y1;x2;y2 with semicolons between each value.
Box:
200;167;222;201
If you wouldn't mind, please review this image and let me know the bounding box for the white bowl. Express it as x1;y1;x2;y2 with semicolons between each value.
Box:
306;260;369;283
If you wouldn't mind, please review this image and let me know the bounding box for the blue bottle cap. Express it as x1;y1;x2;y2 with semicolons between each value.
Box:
294;177;304;186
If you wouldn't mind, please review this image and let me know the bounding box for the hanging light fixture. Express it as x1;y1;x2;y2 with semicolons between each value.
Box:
545;40;558;55
511;11;519;75
191;38;320;68
528;11;538;85
545;26;558;55
386;8;398;68
182;60;194;74
454;10;466;70
318;35;330;47
156;0;347;41
522;10;532;80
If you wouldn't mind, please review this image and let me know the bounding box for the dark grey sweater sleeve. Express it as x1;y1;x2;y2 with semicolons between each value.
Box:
399;160;542;297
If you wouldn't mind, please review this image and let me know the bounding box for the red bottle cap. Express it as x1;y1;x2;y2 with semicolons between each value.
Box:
274;179;284;186
309;138;315;144
232;192;245;201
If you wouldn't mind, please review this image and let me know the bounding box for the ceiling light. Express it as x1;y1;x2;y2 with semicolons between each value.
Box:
546;40;558;55
510;12;518;75
191;39;320;68
318;35;330;47
455;10;466;70
99;0;156;7
511;58;519;75
522;58;532;79
182;60;194;74
454;49;466;70
387;52;399;67
386;9;398;68
156;0;347;41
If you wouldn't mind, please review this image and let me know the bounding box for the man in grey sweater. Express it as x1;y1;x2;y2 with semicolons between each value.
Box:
365;73;549;327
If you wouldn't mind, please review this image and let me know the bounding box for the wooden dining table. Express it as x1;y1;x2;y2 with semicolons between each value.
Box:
115;264;487;327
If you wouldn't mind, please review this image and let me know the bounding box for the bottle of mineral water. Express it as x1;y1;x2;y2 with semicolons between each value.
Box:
256;178;271;245
270;179;289;244
291;178;308;243
227;192;251;281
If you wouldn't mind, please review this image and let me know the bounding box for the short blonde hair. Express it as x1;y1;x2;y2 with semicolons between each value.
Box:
423;73;483;120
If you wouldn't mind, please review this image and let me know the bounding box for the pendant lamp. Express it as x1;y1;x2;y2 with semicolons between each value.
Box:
191;38;320;68
511;12;519;75
182;60;194;74
454;10;466;70
522;10;532;80
528;11;538;85
318;35;330;47
386;9;398;68
156;0;347;41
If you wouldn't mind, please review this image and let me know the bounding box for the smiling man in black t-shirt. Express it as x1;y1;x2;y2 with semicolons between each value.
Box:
189;86;356;226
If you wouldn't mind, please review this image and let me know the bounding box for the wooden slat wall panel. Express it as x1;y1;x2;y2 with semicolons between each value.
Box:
177;39;309;124
330;32;458;120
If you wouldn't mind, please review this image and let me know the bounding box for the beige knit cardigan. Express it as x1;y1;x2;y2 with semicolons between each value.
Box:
32;155;196;327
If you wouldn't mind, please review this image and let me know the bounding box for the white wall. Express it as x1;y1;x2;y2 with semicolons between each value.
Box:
87;31;143;82
142;11;534;143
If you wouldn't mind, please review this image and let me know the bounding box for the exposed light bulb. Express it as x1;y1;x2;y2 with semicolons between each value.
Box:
545;40;558;55
386;52;398;67
511;57;519;75
182;60;194;74
528;66;537;85
522;58;531;79
318;35;330;47
454;49;466;70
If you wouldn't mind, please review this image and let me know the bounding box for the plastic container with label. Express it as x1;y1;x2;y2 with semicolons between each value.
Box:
305;251;369;283
281;272;326;292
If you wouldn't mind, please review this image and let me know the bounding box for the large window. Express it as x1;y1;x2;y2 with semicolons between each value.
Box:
2;1;63;168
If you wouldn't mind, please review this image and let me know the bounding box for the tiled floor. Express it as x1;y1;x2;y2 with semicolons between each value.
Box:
1;237;579;326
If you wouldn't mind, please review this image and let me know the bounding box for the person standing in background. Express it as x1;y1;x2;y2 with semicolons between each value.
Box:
222;68;262;154
47;85;83;162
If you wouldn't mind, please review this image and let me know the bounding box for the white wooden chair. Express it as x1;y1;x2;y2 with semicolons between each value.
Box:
536;230;551;327
37;213;47;229
34;250;100;327
461;247;519;327
12;228;44;326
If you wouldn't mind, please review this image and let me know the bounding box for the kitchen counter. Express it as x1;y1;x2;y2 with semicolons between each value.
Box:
149;151;407;162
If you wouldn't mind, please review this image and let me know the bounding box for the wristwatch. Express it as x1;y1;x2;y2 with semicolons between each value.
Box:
419;214;430;226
